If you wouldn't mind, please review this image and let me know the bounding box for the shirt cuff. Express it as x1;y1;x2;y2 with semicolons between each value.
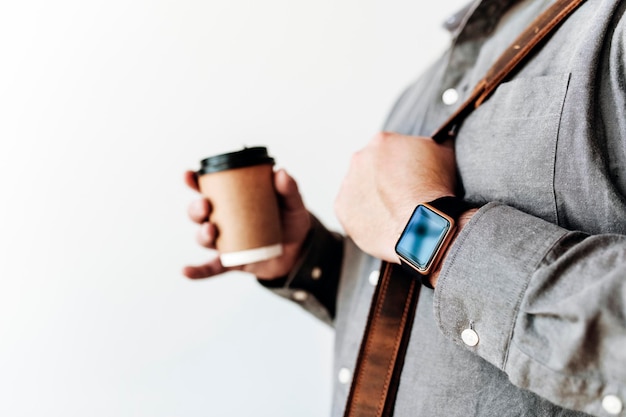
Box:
258;215;344;325
433;202;568;369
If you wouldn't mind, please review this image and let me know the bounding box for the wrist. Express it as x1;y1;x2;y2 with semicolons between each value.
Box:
395;196;470;276
255;212;314;280
427;208;478;288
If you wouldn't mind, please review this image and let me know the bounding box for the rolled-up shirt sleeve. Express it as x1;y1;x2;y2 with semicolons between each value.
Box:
434;202;626;416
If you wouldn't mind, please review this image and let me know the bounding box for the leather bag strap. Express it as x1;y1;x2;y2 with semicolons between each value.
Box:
432;0;587;143
343;1;586;416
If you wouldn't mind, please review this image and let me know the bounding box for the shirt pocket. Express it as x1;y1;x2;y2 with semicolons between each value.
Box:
456;73;571;224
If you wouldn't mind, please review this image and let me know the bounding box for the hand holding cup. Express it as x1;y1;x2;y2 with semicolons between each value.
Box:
183;148;311;280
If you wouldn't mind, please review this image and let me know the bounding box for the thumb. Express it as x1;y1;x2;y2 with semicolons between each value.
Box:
274;169;305;212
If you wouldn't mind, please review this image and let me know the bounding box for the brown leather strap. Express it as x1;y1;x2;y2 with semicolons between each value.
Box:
343;1;586;416
433;0;586;143
343;262;419;417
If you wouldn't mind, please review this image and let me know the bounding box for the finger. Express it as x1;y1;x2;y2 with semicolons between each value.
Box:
183;256;228;279
184;170;200;192
188;198;211;224
196;222;218;248
274;169;305;212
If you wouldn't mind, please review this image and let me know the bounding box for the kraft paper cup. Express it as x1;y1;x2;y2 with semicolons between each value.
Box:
197;147;282;267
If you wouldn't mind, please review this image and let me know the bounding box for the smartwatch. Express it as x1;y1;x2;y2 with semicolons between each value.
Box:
395;196;469;284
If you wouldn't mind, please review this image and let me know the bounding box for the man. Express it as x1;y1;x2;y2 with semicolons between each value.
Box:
184;0;626;415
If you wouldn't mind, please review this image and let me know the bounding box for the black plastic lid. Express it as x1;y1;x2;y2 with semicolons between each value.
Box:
198;146;275;175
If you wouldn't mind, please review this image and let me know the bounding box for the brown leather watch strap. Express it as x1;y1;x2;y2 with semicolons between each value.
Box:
343;1;586;416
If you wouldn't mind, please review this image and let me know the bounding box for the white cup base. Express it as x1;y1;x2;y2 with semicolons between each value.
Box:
220;244;283;267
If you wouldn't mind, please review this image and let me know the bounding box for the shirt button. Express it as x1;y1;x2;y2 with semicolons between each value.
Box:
602;395;623;415
368;270;380;286
442;88;459;106
311;267;322;280
338;367;352;385
461;328;479;346
292;290;308;302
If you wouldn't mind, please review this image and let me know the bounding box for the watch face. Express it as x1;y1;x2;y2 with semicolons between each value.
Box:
395;205;451;271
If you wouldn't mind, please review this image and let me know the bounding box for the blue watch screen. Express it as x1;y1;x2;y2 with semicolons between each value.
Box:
395;205;451;270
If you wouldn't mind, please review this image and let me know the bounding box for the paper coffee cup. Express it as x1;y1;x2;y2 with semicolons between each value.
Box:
197;147;282;267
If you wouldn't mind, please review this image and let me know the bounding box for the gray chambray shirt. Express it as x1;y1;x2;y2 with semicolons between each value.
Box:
262;0;626;415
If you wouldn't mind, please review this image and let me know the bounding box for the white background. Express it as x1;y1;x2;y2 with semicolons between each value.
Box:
0;1;467;416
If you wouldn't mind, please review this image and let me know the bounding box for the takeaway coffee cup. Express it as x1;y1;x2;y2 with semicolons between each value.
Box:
196;147;282;267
